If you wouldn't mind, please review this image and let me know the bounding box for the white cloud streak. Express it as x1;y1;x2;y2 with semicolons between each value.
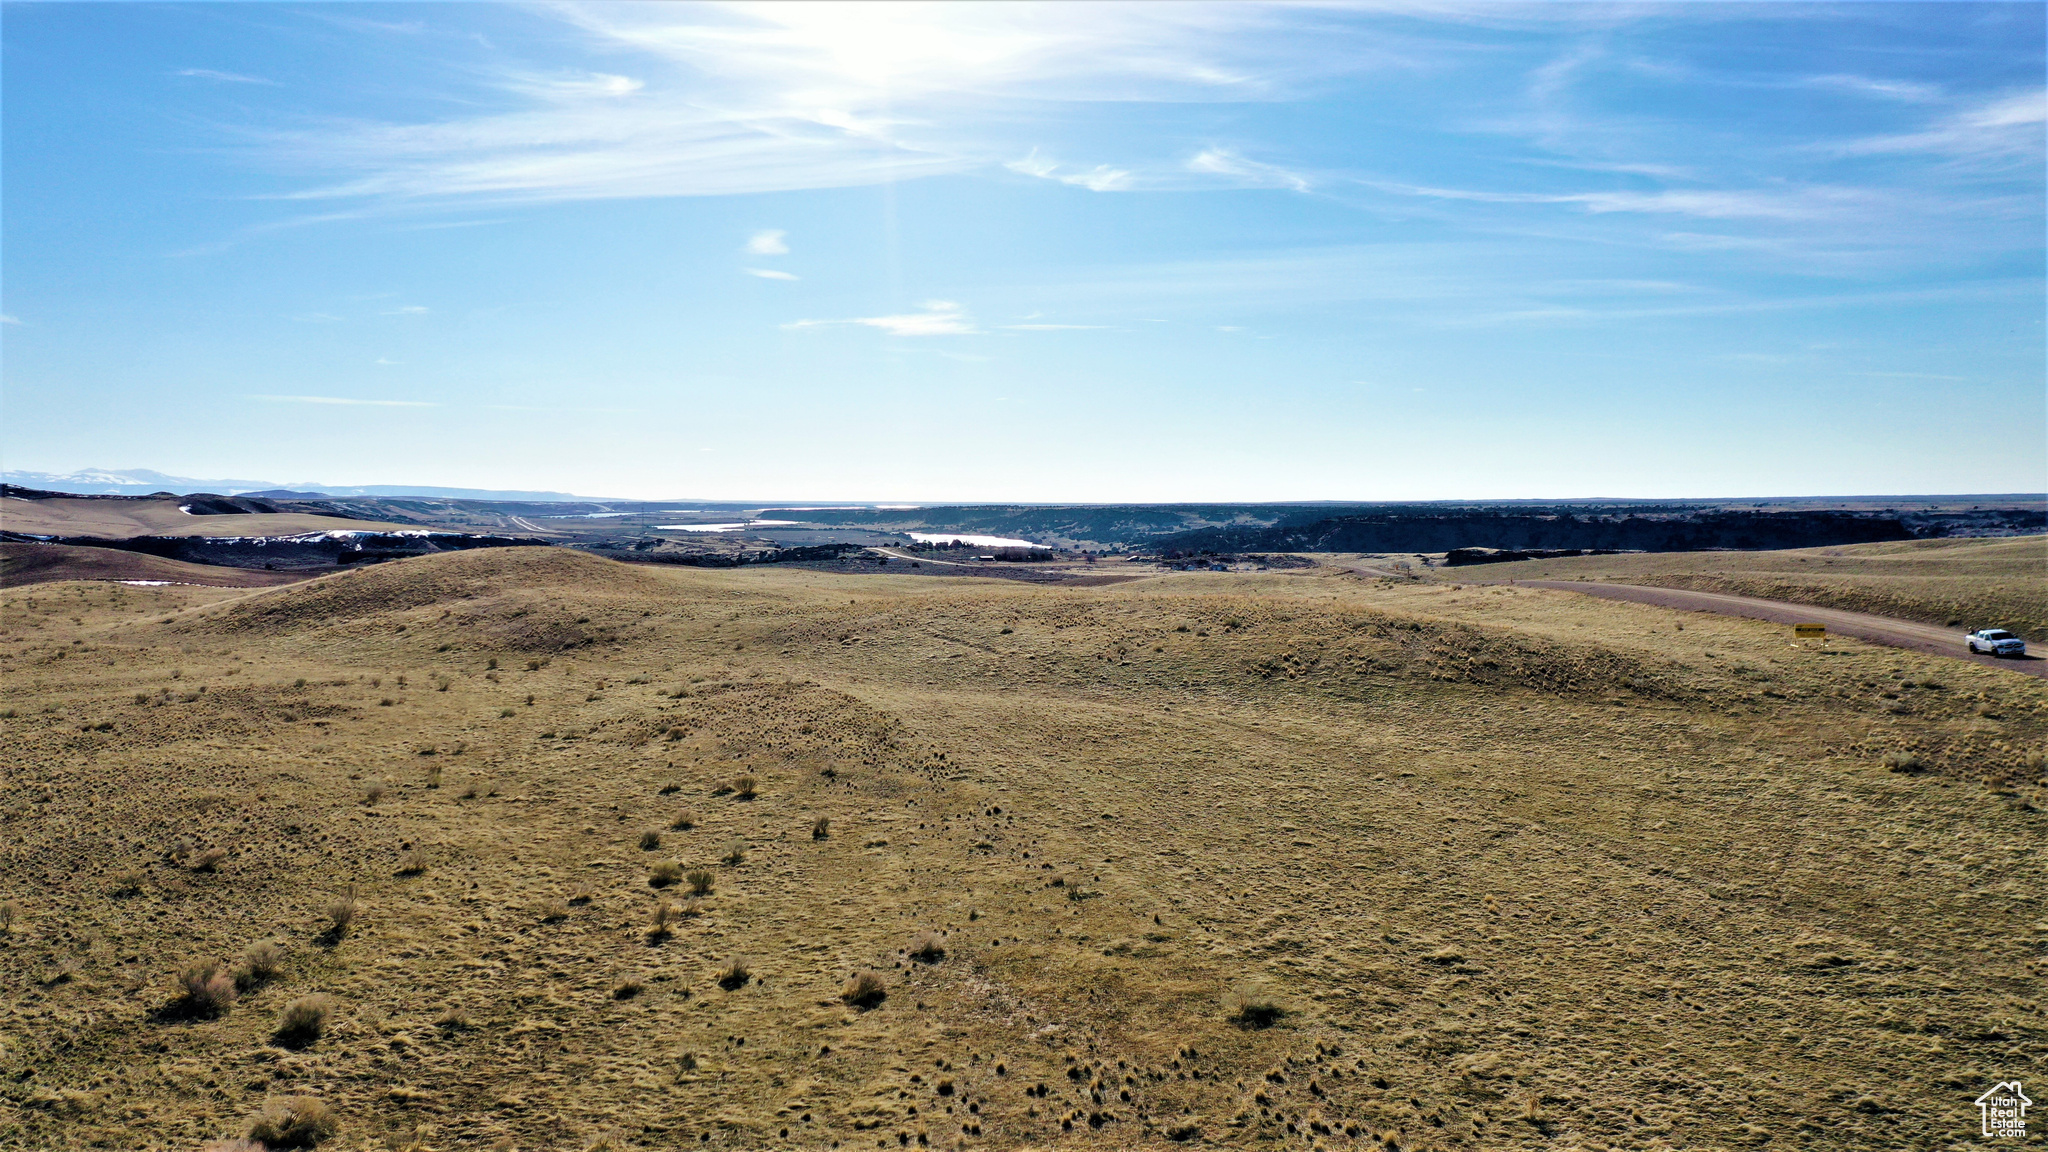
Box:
745;268;799;280
1825;89;2047;164
1186;148;1310;192
788;299;977;336
1005;149;1134;192
250;394;438;407
175;68;277;85
745;229;789;254
260;3;1317;207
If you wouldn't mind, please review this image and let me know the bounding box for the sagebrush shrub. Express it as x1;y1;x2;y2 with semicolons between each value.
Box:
685;869;715;896
649;861;683;888
244;1096;337;1149
179;959;235;1017
235;940;284;990
275;995;333;1046
842;970;887;1008
717;958;751;990
907;931;946;964
324;887;360;936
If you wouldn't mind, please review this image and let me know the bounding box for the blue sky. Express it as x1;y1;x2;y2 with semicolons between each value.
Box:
2;1;2042;501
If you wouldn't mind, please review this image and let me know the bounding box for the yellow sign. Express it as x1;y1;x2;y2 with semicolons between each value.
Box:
1794;623;1826;640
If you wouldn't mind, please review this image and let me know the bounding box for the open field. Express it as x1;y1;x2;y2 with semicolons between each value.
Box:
0;543;327;589
1466;536;2048;642
3;549;2044;1151
0;495;419;540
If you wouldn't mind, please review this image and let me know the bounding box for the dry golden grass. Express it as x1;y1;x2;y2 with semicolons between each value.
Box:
1471;534;2048;639
1;546;2042;1150
0;495;418;539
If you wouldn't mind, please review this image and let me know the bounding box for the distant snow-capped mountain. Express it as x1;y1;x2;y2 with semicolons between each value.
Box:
3;468;287;495
1;468;594;502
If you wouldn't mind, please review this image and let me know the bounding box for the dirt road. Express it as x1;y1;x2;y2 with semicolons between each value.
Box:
1507;578;2047;679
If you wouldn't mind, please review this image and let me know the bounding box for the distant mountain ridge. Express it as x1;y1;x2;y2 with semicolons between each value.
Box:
0;468;597;503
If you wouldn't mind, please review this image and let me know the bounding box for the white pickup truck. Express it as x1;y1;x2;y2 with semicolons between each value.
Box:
1966;629;2027;658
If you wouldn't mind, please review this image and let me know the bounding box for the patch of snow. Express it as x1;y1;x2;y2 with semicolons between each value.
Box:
907;532;1044;549
119;580;174;586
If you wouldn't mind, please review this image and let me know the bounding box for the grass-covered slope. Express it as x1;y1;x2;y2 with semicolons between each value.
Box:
1473;535;2048;640
2;553;2042;1151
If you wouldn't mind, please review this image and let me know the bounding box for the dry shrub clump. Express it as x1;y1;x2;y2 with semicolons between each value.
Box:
323;886;361;937
234;940;285;991
649;861;684;889
638;830;662;851
189;846;229;873
178;959;236;1017
811;816;830;840
0;901;15;933
612;976;646;1000
907;931;946;964
648;901;678;942
685;869;715;896
717;957;752;990
395;848;429;876
244;1095;338;1149
732;775;758;800
274;995;335;1047
842;970;887;1009
721;840;747;866
669;809;697;831
1225;984;1287;1029
1883;751;1929;774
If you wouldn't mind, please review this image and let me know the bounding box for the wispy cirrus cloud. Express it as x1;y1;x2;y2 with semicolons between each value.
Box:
745;268;798;280
1824;89;2047;164
174;67;277;85
250;394;437;407
259;3;1318;207
787;300;977;336
1187;148;1310;192
745;229;789;255
1005;149;1134;192
1361;178;1883;222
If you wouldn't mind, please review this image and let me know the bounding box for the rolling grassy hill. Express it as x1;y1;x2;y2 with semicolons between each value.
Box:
2;549;2042;1150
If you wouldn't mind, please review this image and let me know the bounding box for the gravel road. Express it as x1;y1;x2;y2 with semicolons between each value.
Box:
1507;579;2046;680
